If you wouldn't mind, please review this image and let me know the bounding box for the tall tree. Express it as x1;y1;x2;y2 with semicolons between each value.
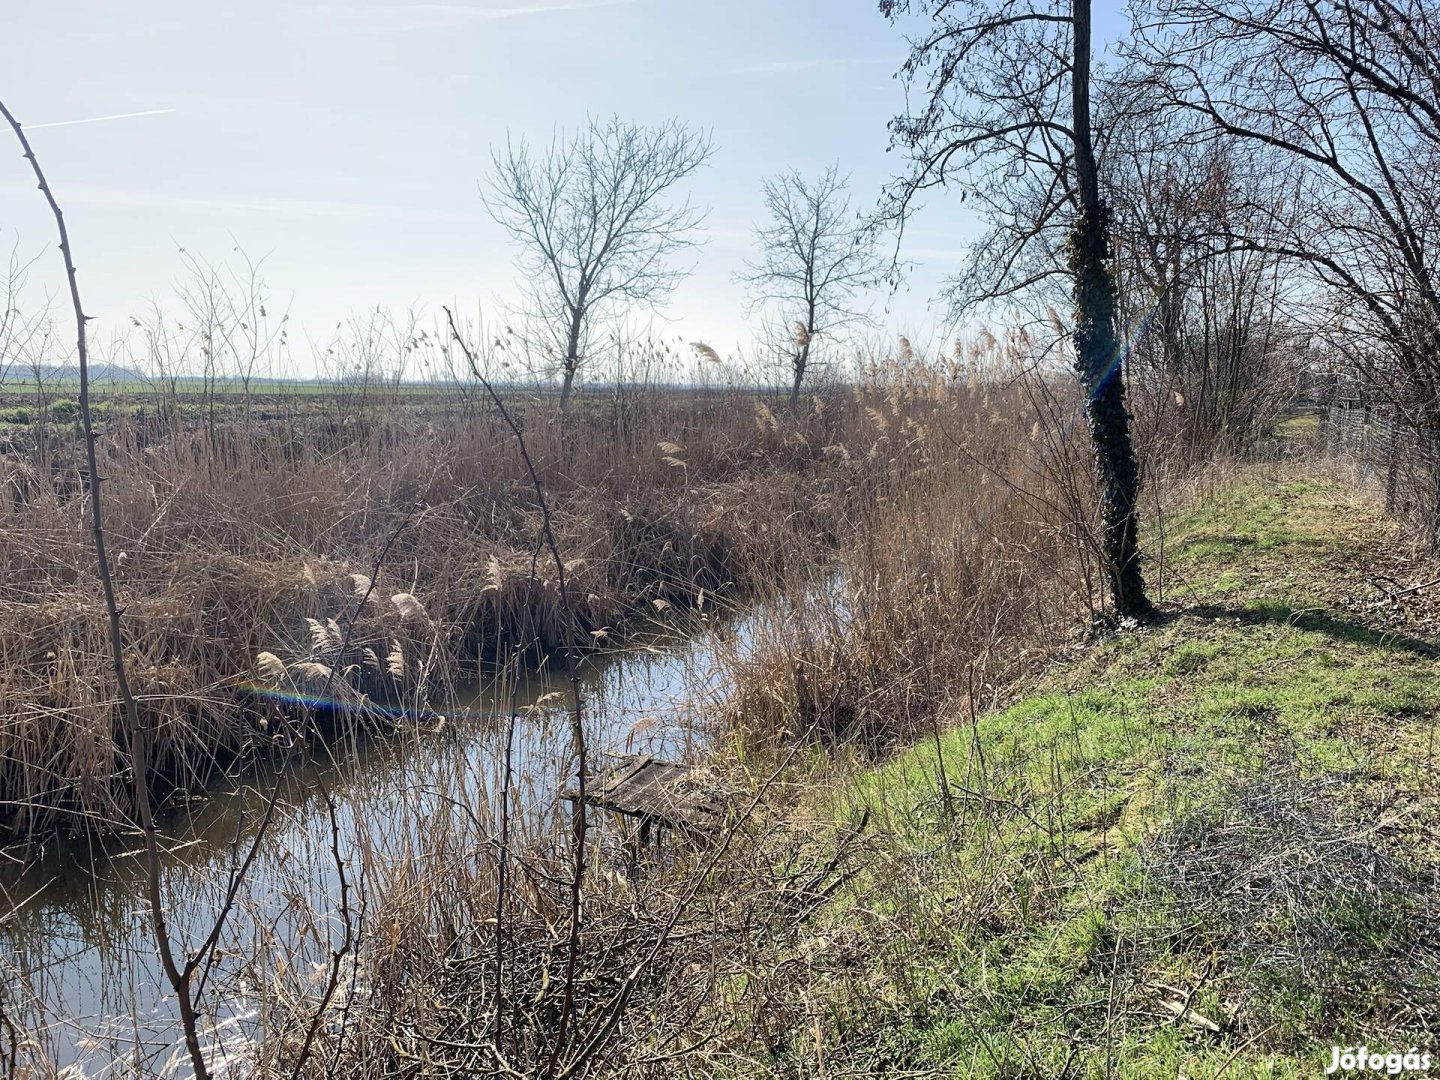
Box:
738;165;885;406
1132;0;1440;541
1101;92;1301;462
485;117;712;408
882;0;1155;617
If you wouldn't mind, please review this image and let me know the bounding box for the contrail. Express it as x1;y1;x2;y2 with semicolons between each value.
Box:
25;108;175;130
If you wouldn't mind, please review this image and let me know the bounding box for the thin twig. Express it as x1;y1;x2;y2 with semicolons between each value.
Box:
0;96;211;1079
445;307;590;1074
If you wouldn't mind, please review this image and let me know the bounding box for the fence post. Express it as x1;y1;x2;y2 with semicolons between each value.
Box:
1384;411;1400;516
1429;427;1440;552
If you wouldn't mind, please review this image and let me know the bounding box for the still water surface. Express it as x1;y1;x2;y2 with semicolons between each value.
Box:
0;605;763;1071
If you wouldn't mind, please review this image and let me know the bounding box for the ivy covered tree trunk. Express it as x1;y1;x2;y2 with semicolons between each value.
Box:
1070;203;1154;617
1071;0;1154;619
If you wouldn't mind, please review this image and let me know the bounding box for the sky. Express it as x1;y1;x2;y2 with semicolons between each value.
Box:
0;0;1126;376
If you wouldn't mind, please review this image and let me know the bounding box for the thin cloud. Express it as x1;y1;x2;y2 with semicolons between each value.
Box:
25;109;176;131
294;0;636;34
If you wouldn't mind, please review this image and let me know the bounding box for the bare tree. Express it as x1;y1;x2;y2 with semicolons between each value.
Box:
738;165;885;406
485;117;713;408
1131;0;1440;538
881;0;1155;618
1101;93;1302;461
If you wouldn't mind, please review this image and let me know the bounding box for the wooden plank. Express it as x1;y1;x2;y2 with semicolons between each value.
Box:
600;753;654;796
565;753;731;836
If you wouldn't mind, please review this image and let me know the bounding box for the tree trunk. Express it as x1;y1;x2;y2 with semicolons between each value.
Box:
1070;0;1154;619
559;307;584;410
559;361;577;409
789;341;810;408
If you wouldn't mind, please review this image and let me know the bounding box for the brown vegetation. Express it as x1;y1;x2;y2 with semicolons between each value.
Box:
235;351;1142;1077
0;381;881;837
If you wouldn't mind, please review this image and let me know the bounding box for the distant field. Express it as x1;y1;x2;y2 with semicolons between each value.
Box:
0;376;750;405
0;377;465;399
0;379;768;433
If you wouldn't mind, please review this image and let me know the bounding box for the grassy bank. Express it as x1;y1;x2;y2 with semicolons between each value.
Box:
230;464;1440;1079
774;471;1439;1076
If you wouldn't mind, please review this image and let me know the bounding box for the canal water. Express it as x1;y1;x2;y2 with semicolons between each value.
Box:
0;601;769;1071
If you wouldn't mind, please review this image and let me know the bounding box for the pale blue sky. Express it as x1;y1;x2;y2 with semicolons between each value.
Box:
0;0;1127;371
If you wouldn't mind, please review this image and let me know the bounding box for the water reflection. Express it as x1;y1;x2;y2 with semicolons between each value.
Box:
0;605;752;1070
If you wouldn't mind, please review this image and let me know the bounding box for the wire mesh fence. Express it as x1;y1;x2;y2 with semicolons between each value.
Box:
1320;399;1440;546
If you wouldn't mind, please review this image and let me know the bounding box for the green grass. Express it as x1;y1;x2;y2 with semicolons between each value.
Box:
789;472;1440;1077
0;376;389;396
1274;412;1321;441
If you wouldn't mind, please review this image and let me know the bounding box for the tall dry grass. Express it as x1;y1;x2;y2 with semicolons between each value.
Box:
721;351;1114;759
216;343;1140;1078
4;338;1043;838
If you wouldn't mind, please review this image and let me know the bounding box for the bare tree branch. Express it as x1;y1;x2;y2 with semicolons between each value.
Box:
737;165;885;404
484;117;713;406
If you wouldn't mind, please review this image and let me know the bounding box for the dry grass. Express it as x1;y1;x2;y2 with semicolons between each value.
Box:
0;353;1094;839
721;360;1113;758
247;784;869;1078
2;337;1146;1077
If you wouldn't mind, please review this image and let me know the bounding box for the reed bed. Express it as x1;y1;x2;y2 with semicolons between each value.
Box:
0;371;970;838
722;361;1112;758
219;357;1133;1077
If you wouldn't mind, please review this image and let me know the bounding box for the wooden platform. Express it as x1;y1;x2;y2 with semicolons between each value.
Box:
567;753;731;838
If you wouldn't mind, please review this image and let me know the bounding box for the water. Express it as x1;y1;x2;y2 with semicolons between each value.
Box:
0;604;761;1072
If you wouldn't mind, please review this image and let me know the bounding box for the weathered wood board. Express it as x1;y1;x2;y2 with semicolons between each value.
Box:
567;753;731;837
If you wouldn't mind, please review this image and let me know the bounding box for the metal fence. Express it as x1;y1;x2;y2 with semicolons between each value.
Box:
1320;399;1439;543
